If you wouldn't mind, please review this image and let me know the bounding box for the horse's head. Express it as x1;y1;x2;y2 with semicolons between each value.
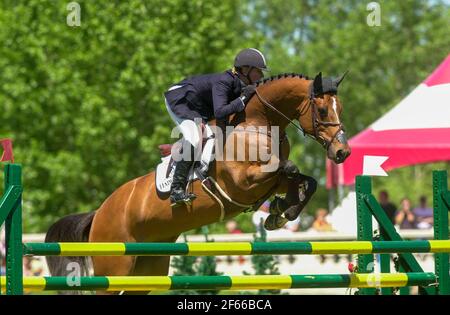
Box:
248;72;351;164
298;72;351;164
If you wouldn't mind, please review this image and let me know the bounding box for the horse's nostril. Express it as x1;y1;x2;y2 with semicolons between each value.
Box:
336;150;346;161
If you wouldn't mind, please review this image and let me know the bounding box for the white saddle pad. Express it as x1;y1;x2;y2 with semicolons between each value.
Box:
155;156;199;194
155;134;215;195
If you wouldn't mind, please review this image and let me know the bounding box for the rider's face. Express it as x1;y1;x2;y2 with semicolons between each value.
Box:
249;68;264;82
241;67;264;84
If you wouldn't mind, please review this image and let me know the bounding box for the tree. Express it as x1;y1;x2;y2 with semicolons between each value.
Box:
0;0;246;232
242;0;450;215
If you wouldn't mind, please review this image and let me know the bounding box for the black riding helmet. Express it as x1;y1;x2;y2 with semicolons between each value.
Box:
234;48;269;71
234;48;269;84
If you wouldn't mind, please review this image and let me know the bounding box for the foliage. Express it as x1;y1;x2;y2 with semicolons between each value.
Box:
0;0;449;232
0;0;245;232
244;0;450;216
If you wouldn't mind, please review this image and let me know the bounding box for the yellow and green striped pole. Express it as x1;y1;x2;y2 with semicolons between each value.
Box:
0;273;437;292
23;240;450;256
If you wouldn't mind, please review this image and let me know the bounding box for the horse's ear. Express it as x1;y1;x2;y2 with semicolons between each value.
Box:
313;72;323;95
335;70;349;87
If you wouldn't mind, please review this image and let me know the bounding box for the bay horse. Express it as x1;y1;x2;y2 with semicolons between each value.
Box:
45;72;351;294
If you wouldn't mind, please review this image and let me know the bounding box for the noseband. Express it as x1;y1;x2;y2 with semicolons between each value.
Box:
254;84;345;150
308;92;345;150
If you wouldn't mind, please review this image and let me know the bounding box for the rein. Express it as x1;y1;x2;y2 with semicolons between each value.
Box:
255;89;305;135
254;84;344;150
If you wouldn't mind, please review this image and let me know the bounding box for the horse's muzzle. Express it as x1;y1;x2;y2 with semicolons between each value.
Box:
334;148;351;164
328;131;351;164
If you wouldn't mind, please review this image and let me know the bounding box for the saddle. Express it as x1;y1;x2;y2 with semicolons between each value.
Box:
155;133;215;199
154;125;275;220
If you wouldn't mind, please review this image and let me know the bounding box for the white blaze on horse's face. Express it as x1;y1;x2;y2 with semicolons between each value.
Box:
325;95;350;164
327;96;346;142
302;92;350;164
310;94;349;164
331;97;340;124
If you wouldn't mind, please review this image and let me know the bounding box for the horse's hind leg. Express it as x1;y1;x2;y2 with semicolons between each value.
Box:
121;236;178;295
92;255;171;295
119;256;172;295
92;256;136;295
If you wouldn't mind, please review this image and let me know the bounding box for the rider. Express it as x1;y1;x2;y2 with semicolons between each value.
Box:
164;48;269;207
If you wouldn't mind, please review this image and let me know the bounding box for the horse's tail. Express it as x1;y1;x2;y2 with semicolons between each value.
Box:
45;212;96;281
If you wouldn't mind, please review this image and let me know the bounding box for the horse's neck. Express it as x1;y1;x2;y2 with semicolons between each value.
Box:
207;79;310;150
206;78;309;205
243;79;310;131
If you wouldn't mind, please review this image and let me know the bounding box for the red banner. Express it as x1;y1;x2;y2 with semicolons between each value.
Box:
0;139;14;163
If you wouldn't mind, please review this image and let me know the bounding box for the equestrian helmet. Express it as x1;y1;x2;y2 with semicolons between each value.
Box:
234;48;269;71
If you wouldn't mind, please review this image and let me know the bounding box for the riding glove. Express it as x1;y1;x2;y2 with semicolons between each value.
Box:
241;84;257;104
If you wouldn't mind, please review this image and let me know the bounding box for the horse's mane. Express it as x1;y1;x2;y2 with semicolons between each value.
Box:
255;73;310;87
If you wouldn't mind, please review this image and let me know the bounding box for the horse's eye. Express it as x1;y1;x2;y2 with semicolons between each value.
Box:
318;107;327;117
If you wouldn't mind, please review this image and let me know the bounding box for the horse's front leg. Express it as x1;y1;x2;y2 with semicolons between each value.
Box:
267;161;317;225
283;172;317;221
283;160;317;221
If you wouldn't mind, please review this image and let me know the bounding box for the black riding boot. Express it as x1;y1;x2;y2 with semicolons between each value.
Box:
170;159;197;207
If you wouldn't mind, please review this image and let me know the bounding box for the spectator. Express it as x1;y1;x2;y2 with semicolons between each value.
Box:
413;195;433;229
311;208;333;232
23;256;34;277
395;198;416;229
378;190;397;224
30;258;44;276
23;256;45;277
225;220;242;234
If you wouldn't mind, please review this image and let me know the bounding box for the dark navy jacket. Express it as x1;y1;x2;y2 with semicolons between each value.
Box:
164;70;245;121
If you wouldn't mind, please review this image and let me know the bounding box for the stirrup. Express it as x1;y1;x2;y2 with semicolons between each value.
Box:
170;192;197;207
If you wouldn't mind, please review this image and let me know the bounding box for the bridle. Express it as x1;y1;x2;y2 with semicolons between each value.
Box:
254;83;345;150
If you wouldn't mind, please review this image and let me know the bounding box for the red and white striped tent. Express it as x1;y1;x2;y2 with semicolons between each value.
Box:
327;53;450;187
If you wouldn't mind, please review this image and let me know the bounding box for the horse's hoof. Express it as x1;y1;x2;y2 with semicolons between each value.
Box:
269;197;288;215
264;214;289;231
284;205;301;221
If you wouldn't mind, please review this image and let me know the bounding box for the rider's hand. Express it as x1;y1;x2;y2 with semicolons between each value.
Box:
241;84;257;104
